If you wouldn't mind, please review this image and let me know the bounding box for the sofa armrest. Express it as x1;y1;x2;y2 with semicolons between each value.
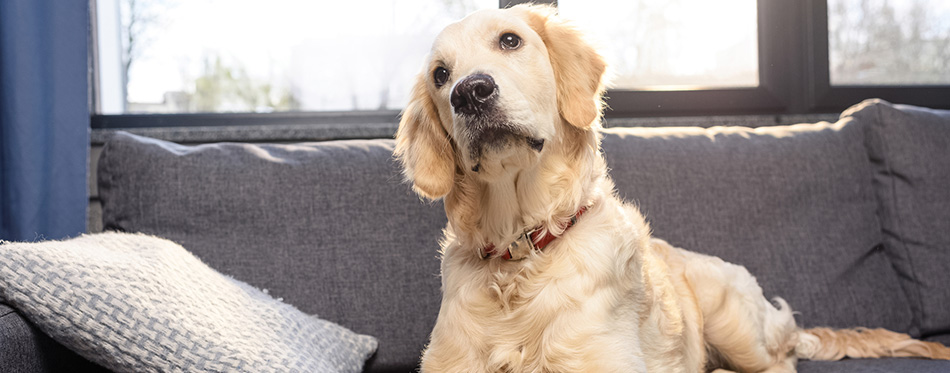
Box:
0;303;107;373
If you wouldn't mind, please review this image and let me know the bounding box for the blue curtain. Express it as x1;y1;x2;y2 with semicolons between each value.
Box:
0;0;89;241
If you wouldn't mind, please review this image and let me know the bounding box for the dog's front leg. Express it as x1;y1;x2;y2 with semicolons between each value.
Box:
421;313;491;373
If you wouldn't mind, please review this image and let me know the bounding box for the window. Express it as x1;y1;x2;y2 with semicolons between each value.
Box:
810;0;950;111
91;0;950;129
828;0;950;86
559;0;758;90
94;0;496;114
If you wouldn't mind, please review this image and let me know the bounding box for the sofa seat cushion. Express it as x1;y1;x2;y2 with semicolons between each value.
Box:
927;334;950;347
798;358;950;373
0;303;108;373
845;99;950;337
98;132;446;372
0;233;377;373
601;119;911;332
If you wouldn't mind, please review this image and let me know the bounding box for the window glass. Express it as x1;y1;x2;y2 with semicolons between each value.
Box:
95;0;497;114
828;0;950;86
557;0;758;90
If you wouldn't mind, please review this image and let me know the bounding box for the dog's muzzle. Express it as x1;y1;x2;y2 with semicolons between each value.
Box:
452;73;544;173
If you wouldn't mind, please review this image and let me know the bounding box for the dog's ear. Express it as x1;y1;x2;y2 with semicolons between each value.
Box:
517;5;607;129
395;74;456;199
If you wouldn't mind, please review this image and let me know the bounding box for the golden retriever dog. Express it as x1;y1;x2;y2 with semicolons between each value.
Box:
395;4;950;372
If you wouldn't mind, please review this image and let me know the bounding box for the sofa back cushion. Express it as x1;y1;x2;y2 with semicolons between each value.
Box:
98;132;444;372
601;120;913;333
846;99;950;337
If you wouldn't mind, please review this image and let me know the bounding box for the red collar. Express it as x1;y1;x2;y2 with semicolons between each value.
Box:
481;206;589;260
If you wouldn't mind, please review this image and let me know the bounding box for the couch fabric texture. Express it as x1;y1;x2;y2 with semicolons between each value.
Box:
0;302;103;372
849;102;950;337
602;120;910;333
1;99;946;372
0;233;377;373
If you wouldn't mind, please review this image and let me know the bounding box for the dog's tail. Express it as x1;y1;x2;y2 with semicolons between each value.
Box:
794;327;950;361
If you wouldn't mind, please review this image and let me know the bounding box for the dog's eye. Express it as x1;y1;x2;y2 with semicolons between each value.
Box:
433;67;449;88
500;33;522;50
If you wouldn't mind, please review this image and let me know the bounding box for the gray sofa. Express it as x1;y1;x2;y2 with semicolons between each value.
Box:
2;98;949;372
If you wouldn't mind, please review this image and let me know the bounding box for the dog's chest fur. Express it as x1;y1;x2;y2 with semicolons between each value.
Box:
425;201;697;372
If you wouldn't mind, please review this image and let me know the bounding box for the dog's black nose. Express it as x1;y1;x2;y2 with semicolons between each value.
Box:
451;74;497;116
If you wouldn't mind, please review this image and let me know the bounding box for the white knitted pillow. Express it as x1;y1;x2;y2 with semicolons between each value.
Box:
0;232;377;373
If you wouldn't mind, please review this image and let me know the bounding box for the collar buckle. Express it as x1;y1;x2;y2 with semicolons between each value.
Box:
481;205;589;261
503;231;537;261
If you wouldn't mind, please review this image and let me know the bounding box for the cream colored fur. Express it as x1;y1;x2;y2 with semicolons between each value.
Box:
395;5;950;372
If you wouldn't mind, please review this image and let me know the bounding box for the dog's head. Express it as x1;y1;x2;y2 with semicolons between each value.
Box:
395;4;606;200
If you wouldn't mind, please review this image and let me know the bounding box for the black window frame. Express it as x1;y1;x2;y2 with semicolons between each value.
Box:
90;0;950;129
